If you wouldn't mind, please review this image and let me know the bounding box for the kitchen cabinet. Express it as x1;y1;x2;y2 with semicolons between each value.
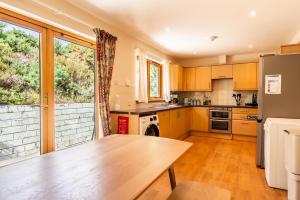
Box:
183;67;196;91
233;63;258;90
232;108;257;137
157;110;170;138
183;66;211;91
232;120;257;136
184;108;191;133
195;67;212;91
169;64;183;91
190;107;209;132
211;65;233;79
169;108;189;139
280;43;300;55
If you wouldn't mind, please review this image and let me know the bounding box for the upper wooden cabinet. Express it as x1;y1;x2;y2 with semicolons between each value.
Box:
233;63;258;90
195;67;212;91
183;66;211;91
169;64;183;91
211;65;233;79
280;43;300;55
183;67;196;91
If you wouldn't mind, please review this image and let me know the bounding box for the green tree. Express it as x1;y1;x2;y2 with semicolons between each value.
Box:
0;21;95;105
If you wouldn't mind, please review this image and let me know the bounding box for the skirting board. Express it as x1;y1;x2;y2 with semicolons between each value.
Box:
190;131;232;140
176;132;191;141
232;135;256;143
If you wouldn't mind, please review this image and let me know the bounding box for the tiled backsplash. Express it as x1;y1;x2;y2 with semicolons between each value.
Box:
175;79;257;106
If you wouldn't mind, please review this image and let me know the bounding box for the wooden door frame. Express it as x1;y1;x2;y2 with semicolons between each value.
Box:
0;11;49;154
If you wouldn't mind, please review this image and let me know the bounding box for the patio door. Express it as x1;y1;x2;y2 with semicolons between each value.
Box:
52;33;97;150
0;9;99;165
0;13;48;166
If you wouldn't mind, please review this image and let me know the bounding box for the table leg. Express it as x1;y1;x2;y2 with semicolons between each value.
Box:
168;165;176;190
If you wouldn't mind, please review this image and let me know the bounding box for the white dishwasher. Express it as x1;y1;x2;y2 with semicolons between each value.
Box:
264;118;300;190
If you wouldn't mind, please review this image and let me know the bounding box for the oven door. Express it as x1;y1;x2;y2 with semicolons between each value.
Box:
209;119;232;134
209;110;231;119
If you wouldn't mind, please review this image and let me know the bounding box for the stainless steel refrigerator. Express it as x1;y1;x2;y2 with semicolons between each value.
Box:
256;54;300;168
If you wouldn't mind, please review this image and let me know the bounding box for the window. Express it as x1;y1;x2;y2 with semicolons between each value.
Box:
147;59;163;101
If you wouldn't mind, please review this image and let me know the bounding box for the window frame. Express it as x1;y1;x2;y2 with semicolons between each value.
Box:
147;59;163;102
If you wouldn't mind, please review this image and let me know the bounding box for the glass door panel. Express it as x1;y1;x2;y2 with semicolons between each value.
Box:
54;37;95;150
0;20;41;166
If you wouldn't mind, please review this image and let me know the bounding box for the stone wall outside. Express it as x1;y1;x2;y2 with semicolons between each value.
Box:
0;103;95;164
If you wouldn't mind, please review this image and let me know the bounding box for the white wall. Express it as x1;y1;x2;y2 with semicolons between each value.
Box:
0;0;173;110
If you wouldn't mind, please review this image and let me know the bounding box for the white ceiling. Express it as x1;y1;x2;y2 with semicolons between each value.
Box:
65;0;300;58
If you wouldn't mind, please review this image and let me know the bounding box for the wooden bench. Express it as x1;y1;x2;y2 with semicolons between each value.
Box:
167;181;231;200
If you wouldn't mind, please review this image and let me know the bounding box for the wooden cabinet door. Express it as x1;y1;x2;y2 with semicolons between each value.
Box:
233;63;257;90
195;67;212;91
170;109;180;139
183;67;196;91
170;108;187;138
178;66;183;90
191;107;209;132
169;64;183;91
157;111;170;138
232;120;257;136
211;65;232;79
184;108;191;133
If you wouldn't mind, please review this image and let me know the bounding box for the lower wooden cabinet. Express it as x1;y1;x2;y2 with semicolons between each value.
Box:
157;111;170;138
190;107;209;132
232;108;257;137
170;108;186;139
232;120;257;136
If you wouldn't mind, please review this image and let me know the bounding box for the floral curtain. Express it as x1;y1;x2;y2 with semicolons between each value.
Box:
93;28;117;136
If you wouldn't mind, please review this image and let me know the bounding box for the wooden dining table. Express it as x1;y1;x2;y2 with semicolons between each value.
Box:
0;135;192;200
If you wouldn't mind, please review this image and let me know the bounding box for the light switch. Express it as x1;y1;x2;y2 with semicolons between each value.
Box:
125;80;131;87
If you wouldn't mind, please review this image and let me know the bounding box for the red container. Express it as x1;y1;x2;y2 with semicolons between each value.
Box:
118;116;129;134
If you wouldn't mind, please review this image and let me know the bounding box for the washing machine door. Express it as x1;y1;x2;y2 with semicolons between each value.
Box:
145;124;159;137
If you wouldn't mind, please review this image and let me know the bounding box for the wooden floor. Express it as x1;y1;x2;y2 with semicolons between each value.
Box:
139;136;287;200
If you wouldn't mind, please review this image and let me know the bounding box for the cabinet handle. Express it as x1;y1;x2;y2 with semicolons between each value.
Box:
241;122;249;125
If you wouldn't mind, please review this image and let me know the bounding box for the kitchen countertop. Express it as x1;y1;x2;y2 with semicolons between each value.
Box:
110;104;258;115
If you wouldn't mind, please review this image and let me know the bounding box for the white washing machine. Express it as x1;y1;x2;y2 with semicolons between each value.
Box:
139;114;159;136
264;118;300;190
284;129;300;200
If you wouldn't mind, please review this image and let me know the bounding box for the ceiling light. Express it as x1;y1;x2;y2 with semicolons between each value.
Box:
165;27;170;32
209;35;218;42
248;44;253;49
249;10;256;17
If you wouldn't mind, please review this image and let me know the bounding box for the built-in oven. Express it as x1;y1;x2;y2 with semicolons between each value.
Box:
209;107;232;134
